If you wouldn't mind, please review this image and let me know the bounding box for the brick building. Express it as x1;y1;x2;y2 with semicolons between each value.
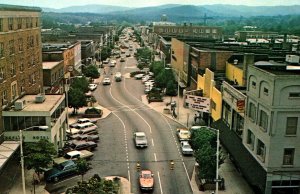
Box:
0;4;43;142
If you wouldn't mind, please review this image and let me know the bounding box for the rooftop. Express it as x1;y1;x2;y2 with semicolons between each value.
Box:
0;4;41;12
7;95;64;112
254;61;300;75
43;61;63;69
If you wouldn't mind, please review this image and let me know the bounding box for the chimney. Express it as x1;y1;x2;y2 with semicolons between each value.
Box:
242;53;254;86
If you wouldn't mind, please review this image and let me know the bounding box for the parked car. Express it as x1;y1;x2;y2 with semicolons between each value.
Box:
44;160;78;183
74;122;97;131
69;118;97;128
70;134;99;142
134;74;144;80
53;150;94;164
67;140;97;151
84;107;103;118
139;170;154;191
102;77;111;85
180;141;194;155
88;83;98;91
176;128;191;141
133;132;148;148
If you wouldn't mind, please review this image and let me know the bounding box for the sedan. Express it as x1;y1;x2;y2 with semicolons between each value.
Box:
88;84;98;91
180;141;194;155
134;74;144;80
102;78;111;85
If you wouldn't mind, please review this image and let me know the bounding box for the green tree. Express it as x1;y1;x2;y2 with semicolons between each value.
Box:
165;80;177;96
82;65;100;79
68;88;87;114
100;47;112;61
66;174;119;194
71;77;89;93
24;139;56;176
190;128;225;180
76;158;91;182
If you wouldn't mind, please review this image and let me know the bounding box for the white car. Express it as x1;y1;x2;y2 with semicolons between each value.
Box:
102;78;111;85
133;132;148;148
134;74;144;80
88;84;97;91
144;80;155;85
180;141;194;155
142;76;150;83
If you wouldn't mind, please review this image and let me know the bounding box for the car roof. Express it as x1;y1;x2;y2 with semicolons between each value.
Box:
78;118;90;122
77;122;94;127
135;132;146;136
141;170;152;174
66;150;81;156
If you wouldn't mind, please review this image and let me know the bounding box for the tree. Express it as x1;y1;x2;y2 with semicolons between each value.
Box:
76;158;91;182
68;88;87;114
165;80;177;96
66;174;120;194
100;47;112;61
24;139;56;176
71;77;89;93
82;65;100;79
190;128;225;180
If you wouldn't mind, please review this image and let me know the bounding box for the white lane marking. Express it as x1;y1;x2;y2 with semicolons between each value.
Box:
157;171;163;194
128;170;131;185
152;138;154;147
109;77;153;134
160;114;194;192
154;153;157;162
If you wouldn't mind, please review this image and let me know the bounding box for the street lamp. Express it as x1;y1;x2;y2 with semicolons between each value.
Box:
206;127;220;194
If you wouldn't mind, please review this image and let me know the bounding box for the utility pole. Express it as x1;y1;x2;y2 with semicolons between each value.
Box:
177;70;180;120
19;130;26;194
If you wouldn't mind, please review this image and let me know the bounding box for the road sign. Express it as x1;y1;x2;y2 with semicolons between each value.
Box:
185;95;210;113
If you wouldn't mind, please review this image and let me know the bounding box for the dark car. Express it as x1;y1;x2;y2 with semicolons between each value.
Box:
68;140;97;151
44;160;78;183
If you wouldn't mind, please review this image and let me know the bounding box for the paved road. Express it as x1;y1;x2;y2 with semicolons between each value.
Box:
91;39;195;194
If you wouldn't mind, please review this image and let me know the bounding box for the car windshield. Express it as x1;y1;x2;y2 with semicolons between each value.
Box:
136;136;145;140
142;173;152;179
181;131;190;135
183;145;191;149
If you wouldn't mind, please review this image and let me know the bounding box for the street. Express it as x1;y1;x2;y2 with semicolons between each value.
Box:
87;39;195;194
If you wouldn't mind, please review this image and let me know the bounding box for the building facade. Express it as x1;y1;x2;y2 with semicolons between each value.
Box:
0;5;43;142
244;62;300;194
43;61;64;94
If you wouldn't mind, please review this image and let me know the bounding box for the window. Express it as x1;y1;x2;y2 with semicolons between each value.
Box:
11;84;17;100
0;42;4;58
18;38;23;51
19;61;24;72
289;93;300;98
0;67;4;81
36;35;39;47
17;18;22;29
205;29;210;33
20;79;25;93
251;81;256;88
283;148;295;165
2;90;7;101
259;110;268;132
0;18;3;31
256;139;265;162
8;18;13;30
286;117;298;135
9;40;15;55
11;63;16;76
212;29;217;34
263;88;269;95
247;130;255;150
249;102;256;121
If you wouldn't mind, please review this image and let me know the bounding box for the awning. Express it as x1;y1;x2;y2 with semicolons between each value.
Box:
0;141;19;170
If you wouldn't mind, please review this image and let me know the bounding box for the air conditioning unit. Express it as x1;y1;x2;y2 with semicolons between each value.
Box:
14;99;26;110
35;93;45;103
286;55;300;64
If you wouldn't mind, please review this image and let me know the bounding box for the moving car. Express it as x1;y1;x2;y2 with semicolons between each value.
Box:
102;77;111;85
176;128;191;141
53;150;94;164
109;60;117;67
139;170;154;191
180;141;194;155
88;83;98;91
126;53;131;57
133;132;148;148
45;160;78;183
120;57;126;62
115;72;122;82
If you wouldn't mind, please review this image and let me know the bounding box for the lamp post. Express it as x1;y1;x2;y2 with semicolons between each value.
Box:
19;130;26;194
206;127;220;194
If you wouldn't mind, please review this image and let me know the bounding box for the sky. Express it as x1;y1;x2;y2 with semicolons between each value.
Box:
0;0;300;8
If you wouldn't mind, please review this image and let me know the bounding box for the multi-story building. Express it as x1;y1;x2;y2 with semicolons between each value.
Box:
243;61;300;194
2;94;68;150
43;61;64;94
153;24;223;40
42;41;81;77
0;4;43;142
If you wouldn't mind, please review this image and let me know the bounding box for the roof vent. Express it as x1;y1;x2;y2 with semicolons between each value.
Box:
14;99;26;110
35;93;45;103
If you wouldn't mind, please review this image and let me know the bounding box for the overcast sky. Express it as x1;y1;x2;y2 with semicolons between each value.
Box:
1;0;300;8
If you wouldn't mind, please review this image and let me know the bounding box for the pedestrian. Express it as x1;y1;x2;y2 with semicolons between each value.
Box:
194;114;197;124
